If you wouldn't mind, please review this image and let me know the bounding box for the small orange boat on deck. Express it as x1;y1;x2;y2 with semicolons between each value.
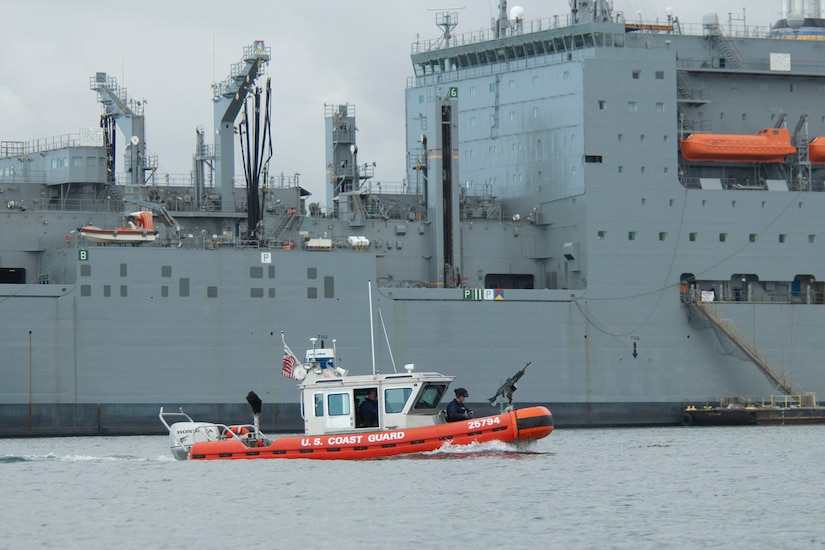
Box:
79;211;158;245
680;128;796;162
808;136;825;164
160;338;553;460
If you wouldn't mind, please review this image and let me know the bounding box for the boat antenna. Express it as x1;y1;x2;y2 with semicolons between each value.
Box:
368;280;376;375
377;305;398;373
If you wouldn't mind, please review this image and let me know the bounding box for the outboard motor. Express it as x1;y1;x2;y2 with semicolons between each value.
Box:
168;421;221;460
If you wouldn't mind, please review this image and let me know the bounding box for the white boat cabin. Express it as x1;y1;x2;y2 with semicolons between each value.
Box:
296;348;454;435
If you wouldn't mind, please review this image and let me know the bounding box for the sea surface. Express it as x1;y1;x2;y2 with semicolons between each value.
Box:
1;425;823;549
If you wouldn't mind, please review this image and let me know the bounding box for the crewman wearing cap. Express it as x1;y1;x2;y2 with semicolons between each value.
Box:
446;387;473;422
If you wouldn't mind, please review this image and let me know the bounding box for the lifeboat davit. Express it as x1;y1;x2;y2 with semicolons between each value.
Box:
680;128;796;162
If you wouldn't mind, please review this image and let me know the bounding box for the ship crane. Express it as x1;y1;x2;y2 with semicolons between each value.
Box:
90;72;156;187
212;41;271;212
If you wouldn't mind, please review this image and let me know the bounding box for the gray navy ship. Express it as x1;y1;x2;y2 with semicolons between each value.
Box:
3;0;825;436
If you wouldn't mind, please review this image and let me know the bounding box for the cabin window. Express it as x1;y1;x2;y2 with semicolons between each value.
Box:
413;383;447;410
103;285;111;297
628;101;637;111
597;230;607;240
689;233;697;242
598;100;606;110
250;266;263;278
655;70;664;80
749;233;757;243
314;393;324;417
656;102;665;112
632;69;641;79
327;393;350;416
385;387;413;413
628;231;637;241
659;232;667;241
719;233;727;242
809;235;817;244
779;234;787;243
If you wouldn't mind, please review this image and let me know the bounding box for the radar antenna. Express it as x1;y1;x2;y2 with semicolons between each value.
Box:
428;7;465;47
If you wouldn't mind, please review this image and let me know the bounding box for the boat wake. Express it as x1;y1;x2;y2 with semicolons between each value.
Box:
409;439;553;459
0;453;175;463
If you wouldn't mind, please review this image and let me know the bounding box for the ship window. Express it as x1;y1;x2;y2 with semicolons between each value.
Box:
599;100;606;110
664;167;669;175
742;113;747;120
719;233;727;242
656;102;665;112
269;288;275;298
418;94;424;104
509;79;515;89
532;75;539;86
689;233;697;242
80;264;91;277
470;116;477;127
598;230;606;240
81;285;91;297
179;278;189;297
656;71;664;80
533;107;539;118
72;156;83;167
489;83;495;92
750;234;757;242
103;285;111;297
632;70;641;79
327;393;351;416
207;286;217;298
628;231;637;241
618;133;622;141
470;85;476;96
269;265;275;278
585;155;603;163
413;383;447;410
641;167;646;174
640;135;646;142
120;285;127;297
250;266;263;279
385;387;413;414
161;285;169;298
314;393;324;417
251;288;264;298
324;276;334;298
628;101;637;111
307;267;317;279
120;263;127;277
810;235;817;244
618;166;623;173
779;234;787;243
162;266;172;277
308;287;317;299
659;232;667;241
86;156;96;167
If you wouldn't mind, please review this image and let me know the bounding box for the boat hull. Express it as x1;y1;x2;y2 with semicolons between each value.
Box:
186;406;553;460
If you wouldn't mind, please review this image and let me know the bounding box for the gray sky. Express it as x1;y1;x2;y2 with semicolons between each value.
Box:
1;0;782;201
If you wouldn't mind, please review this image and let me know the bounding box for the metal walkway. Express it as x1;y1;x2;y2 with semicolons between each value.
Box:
688;297;805;399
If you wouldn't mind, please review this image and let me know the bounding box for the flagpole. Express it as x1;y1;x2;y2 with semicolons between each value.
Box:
369;280;376;375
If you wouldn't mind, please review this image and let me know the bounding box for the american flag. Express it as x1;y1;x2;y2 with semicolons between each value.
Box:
282;349;298;379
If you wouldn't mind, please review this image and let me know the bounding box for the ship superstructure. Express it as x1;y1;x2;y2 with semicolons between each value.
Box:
2;2;825;435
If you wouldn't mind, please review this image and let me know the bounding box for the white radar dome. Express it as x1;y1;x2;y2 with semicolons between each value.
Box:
510;5;524;21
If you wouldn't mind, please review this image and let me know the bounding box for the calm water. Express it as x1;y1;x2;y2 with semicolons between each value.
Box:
1;426;823;549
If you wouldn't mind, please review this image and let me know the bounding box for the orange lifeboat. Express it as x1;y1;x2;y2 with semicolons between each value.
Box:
809;137;825;164
680;128;796;162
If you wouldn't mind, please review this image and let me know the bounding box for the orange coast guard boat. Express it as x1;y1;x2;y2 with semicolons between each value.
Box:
79;211;158;245
679;128;796;162
159;339;553;460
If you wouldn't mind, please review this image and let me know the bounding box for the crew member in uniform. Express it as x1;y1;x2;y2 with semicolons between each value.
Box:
446;388;473;422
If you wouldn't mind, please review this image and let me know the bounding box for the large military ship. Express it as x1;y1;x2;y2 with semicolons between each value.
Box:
3;0;825;436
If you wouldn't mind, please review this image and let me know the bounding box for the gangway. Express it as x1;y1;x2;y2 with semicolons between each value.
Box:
688;297;805;400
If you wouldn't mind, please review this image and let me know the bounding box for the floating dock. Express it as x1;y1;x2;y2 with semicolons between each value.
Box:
681;395;825;426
